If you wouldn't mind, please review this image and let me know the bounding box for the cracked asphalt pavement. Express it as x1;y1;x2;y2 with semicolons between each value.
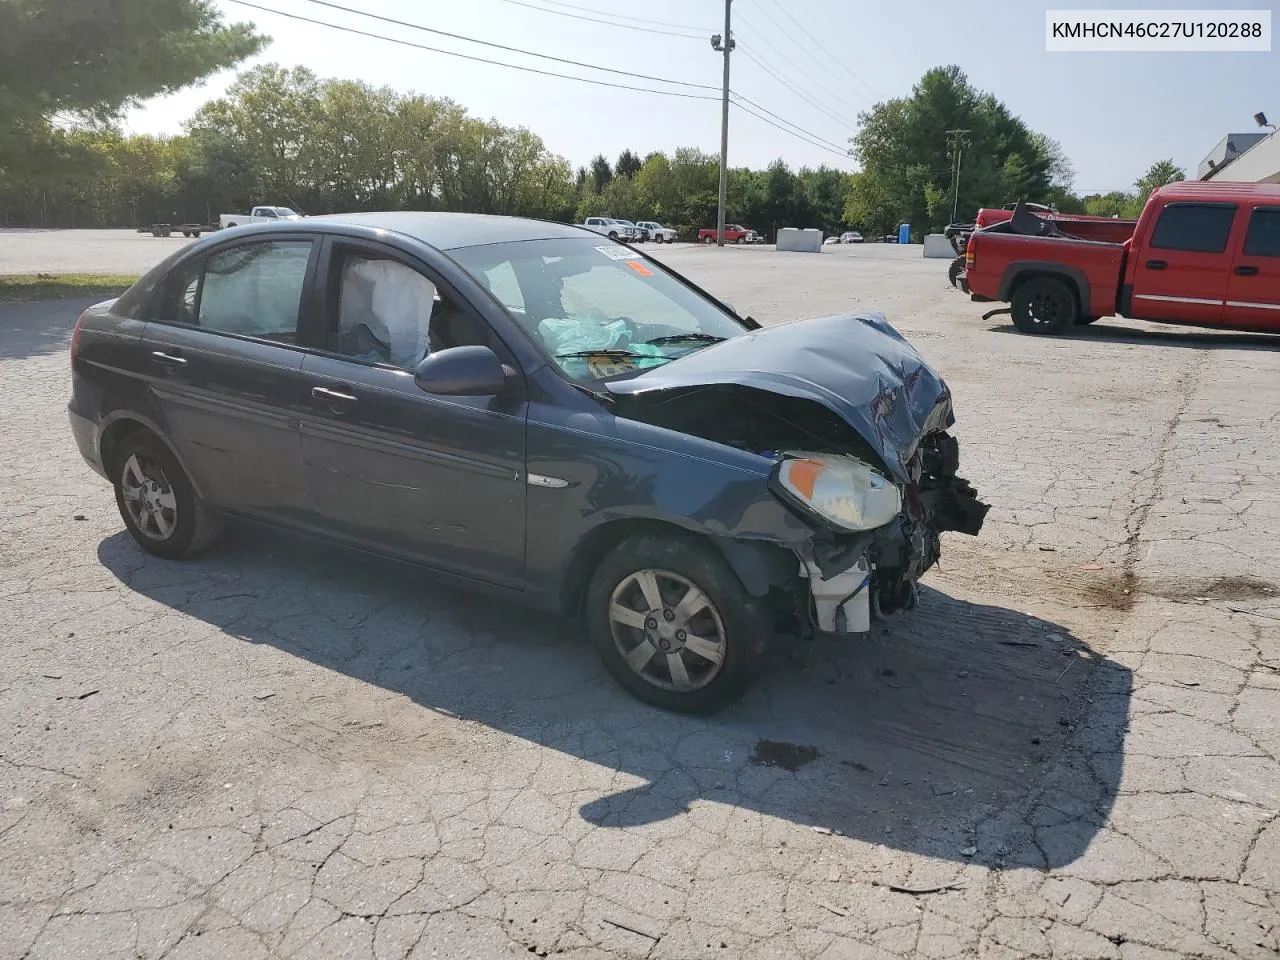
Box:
2;234;1279;959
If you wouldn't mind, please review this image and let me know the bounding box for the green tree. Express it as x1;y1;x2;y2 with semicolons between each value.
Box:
615;149;642;178
846;65;1070;234
1134;159;1185;200
589;154;613;191
0;0;263;165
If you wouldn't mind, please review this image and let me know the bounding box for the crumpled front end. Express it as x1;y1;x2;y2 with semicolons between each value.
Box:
790;431;988;636
605;311;990;638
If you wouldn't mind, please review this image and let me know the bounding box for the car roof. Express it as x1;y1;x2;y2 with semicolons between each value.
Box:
1154;181;1280;203
301;211;590;250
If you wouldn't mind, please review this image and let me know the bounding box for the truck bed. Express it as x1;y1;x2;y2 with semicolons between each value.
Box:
967;232;1128;318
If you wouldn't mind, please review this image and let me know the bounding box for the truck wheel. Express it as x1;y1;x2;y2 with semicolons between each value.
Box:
948;257;966;288
702;235;714;244
584;532;769;714
1011;277;1077;335
608;231;618;240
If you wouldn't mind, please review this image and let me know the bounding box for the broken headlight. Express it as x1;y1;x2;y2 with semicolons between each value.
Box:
774;453;902;533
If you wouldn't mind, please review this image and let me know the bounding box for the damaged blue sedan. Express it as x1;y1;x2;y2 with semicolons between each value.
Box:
68;213;988;713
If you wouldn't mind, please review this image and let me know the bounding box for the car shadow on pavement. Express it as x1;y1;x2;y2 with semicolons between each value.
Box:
97;524;1131;871
988;319;1280;350
0;298;93;361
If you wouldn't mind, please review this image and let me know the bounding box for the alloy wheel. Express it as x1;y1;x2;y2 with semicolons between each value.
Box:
119;453;178;541
608;569;727;693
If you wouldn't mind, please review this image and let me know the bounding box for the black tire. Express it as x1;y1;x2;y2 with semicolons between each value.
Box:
585;533;770;714
226;221;238;229
737;237;746;245
1011;276;1077;335
111;431;222;560
607;231;618;240
1076;315;1101;325
702;235;714;244
947;256;966;288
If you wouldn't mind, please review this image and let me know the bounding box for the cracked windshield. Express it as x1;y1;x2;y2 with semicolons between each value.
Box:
452;237;746;380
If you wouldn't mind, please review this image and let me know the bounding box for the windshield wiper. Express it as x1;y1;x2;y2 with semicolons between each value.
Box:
555;348;651;360
644;333;727;346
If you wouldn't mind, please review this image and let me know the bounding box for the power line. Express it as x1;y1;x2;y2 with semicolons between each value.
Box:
486;0;705;39
757;0;885;102
737;45;859;132
730;101;854;162
516;0;706;33
292;0;717;91
224;0;722;100
734;12;868;119
729;92;848;153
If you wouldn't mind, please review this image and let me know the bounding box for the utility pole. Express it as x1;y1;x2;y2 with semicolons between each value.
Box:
947;129;971;224
711;1;734;247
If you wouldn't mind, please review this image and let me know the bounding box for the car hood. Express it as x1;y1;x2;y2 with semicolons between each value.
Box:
604;312;953;483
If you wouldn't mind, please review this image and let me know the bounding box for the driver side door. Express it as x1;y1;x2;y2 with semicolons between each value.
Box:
297;238;528;588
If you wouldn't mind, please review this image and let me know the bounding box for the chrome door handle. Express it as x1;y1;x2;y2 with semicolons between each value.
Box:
311;385;358;408
150;351;187;368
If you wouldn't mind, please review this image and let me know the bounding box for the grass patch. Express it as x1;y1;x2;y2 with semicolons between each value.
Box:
0;273;139;302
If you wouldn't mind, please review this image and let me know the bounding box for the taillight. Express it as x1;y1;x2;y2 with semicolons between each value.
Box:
965;245;975;270
70;312;85;368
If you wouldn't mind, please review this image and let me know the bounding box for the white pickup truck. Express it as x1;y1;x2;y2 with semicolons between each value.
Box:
636;221;678;243
219;206;302;229
580;217;640;242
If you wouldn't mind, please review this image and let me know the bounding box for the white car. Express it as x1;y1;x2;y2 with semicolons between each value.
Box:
841;231;864;244
636;221;678;243
219;206;302;229
581;217;640;241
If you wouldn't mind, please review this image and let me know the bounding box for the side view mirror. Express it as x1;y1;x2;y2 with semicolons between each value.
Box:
413;345;514;397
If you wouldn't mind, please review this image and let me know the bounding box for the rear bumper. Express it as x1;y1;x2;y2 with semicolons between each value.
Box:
68;407;107;479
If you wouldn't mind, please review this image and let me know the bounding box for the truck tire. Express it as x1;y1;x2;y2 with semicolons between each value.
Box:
1011;277;1077;335
948;257;966;288
702;235;714;244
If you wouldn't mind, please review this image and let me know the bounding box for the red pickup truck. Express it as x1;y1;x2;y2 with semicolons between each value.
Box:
699;224;758;244
966;181;1280;334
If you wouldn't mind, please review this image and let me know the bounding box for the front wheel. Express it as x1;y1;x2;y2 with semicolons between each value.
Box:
112;432;222;560
1011;277;1077;335
585;533;769;714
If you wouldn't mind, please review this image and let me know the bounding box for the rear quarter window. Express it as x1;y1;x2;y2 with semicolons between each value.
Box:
1149;203;1237;254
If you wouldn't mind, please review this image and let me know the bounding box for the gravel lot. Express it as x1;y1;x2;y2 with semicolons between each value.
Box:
2;231;1279;959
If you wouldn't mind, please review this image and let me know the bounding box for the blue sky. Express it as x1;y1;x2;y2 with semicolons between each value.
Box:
128;0;1278;193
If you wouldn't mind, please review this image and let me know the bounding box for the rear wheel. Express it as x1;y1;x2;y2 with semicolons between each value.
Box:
111;432;222;560
1011;277;1077;335
585;533;769;714
702;235;714;244
608;231;619;240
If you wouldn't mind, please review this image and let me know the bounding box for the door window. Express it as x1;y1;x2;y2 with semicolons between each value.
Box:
196;241;312;342
1243;208;1280;257
153;240;311;343
329;253;489;370
1149;204;1237;253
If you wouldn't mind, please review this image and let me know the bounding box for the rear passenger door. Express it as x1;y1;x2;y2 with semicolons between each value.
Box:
1224;206;1280;332
1129;202;1239;326
143;236;318;518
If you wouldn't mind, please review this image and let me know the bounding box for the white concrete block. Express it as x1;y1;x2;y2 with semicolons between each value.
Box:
923;234;954;258
776;228;823;253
